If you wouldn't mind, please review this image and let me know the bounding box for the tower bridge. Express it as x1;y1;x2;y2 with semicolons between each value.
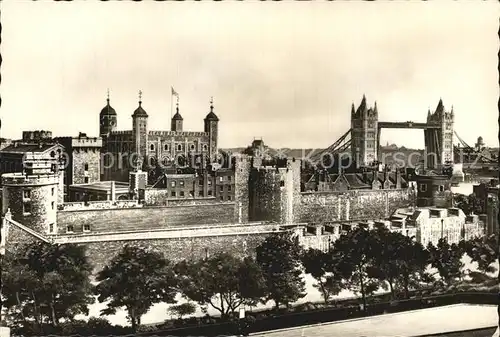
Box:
311;96;493;170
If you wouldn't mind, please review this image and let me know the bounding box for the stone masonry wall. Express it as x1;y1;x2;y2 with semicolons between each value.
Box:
56;203;236;234
82;232;271;273
297;188;413;223
72;148;101;185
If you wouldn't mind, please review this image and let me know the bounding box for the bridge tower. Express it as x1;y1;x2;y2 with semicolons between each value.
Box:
425;99;454;170
350;95;378;167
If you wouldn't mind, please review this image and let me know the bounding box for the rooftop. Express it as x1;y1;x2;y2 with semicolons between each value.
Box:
69;181;129;192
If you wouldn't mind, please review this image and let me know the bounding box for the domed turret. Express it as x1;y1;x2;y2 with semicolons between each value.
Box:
99;90;117;137
204;98;219;121
171;101;183;132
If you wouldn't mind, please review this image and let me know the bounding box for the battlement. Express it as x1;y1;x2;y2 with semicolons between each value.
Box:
22;130;53;142
56;136;103;148
2;172;60;186
148;131;209;137
110;130;133;135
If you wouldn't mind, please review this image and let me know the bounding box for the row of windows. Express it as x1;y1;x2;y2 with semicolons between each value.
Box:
169;190;233;200
150;143;209;152
65;224;91;233
419;184;445;192
170;176;232;188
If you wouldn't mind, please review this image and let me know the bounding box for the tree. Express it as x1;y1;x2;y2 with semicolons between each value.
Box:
427;239;465;287
175;253;265;318
1;242;94;331
301;248;346;303
95;245;178;332
168;303;196;320
369;226;431;299
331;224;383;310
460;234;498;275
256;232;306;310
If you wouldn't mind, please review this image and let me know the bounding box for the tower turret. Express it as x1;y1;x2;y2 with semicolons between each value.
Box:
171;99;183;132
99;89;117;138
132;90;148;167
204;97;219;163
350;95;378;167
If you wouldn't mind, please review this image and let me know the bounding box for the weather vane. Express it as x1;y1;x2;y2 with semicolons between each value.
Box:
106;88;110;101
138;90;142;101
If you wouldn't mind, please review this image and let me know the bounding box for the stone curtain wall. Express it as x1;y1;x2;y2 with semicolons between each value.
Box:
297;188;413;223
82;232;271;273
56;202;236;234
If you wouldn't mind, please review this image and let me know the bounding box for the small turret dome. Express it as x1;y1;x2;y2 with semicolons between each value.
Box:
133;104;148;117
172;107;183;121
100;98;116;116
205;98;219;121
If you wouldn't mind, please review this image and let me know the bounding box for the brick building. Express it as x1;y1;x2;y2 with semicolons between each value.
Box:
473;179;499;235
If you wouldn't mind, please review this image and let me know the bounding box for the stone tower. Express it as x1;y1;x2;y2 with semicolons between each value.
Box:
204;98;219;163
132;91;149;168
171;101;183;132
425;99;454;170
99;92;117;138
350;95;379;167
2;162;60;235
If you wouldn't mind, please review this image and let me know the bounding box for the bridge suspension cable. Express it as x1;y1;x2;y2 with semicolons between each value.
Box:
454;131;496;163
310;128;352;162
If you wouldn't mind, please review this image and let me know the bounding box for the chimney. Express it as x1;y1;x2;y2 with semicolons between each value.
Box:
396;169;402;189
110;181;116;202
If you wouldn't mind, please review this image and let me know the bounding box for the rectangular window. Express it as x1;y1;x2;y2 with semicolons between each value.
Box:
66;225;74;233
171;191;176;197
84;177;89;183
280;180;285;187
83;224;91;232
198;190;203;197
84;163;89;171
228;195;232;201
24;202;31;214
51;201;55;210
220;185;224;191
171;181;176;188
208;180;212;186
220;195;224;201
199;180;203;186
180;191;185;197
438;185;444;192
51;188;55;196
228;176;232;182
208;190;213;196
219;176;223;182
228;185;232;191
49;223;54;233
420;184;427;192
179;181;185;187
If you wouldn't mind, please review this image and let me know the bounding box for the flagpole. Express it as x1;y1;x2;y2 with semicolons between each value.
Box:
170;88;173;120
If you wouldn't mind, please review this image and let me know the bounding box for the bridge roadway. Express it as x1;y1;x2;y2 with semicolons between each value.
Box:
377;121;441;129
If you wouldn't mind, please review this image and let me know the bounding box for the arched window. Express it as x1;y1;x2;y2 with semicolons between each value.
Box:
150;144;155;151
190;144;195;151
164;144;169;151
177;144;182;151
203;144;208;151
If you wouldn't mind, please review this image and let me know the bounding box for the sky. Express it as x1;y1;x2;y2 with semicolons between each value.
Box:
1;1;498;150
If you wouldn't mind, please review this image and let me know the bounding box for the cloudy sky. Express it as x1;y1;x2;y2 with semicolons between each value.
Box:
1;1;498;150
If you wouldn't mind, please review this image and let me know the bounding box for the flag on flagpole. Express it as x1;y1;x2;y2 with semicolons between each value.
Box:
171;87;179;97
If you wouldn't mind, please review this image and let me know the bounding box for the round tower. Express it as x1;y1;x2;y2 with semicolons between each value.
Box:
2;171;60;235
204;97;219;163
99;90;117;138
